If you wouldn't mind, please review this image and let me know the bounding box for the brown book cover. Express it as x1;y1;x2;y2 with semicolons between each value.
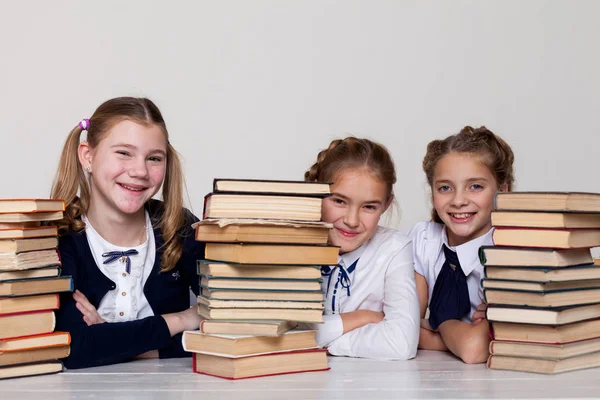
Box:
490;319;600;344
489;337;600;359
492;228;600;249
495;192;600;213
0;226;58;240
198;261;321;280
0;310;56;340
183;329;317;357
0;237;58;253
194;219;330;244
204;243;339;265
199;320;297;336
479;246;593;267
483;265;600;282
201;287;323;302
0;294;60;316
0;211;63;223
0;249;61;271
197;303;323;323
0;345;70;367
487;350;600;374
0;361;63;380
192;348;328;380
213;179;331;196
486;304;600;325
0;332;70;352
0;199;65;214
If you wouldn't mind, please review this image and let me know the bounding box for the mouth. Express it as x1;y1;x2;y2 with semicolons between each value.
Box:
118;183;147;193
336;227;360;238
449;212;475;223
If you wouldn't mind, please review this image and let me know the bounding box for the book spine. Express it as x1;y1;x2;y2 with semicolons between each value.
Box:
478;247;487;266
192;352;197;373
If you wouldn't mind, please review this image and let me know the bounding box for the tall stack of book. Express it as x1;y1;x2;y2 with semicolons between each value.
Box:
183;179;338;379
482;192;600;374
0;199;72;380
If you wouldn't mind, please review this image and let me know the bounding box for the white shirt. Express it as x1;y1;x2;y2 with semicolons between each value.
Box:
83;211;155;322
312;226;420;360
409;221;493;321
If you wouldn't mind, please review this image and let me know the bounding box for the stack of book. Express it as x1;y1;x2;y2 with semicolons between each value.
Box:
183;179;338;379
0;199;72;379
482;192;600;374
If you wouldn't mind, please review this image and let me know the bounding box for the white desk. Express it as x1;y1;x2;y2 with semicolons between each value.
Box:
1;350;597;399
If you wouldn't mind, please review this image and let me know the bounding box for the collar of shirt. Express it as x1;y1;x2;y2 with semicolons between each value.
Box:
338;238;369;269
441;226;494;276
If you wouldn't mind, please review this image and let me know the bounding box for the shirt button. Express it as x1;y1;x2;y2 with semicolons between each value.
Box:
119;311;124;316
122;273;127;277
122;292;127;296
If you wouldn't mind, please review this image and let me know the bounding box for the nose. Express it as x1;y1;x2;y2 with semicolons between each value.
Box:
343;206;360;229
129;157;149;179
450;189;468;207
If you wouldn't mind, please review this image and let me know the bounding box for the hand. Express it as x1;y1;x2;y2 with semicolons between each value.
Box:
472;302;488;325
73;289;105;326
366;310;385;324
162;306;202;336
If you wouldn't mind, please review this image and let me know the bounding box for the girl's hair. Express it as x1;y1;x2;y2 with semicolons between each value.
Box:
50;96;185;272
423;126;515;223
304;136;396;199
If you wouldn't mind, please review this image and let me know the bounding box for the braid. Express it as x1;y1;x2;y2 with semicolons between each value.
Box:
304;139;344;181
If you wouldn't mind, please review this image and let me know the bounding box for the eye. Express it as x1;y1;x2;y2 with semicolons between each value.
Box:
332;197;346;205
148;156;163;162
470;183;484;191
437;185;451;193
364;204;378;211
116;150;131;157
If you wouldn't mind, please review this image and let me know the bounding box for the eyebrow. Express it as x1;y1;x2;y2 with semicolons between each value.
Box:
434;177;490;185
111;143;167;156
331;192;383;205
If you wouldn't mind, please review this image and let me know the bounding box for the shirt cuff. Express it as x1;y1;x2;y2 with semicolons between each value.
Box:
315;313;344;347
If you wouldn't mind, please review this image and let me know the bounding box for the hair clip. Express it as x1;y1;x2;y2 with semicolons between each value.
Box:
79;118;90;130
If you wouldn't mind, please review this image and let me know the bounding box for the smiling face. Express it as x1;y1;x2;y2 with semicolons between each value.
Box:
321;168;391;254
432;152;499;247
79;119;167;220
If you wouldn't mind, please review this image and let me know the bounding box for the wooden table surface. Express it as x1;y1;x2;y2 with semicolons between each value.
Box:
1;350;598;399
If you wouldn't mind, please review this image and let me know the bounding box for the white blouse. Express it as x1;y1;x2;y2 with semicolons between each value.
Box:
409;221;493;321
312;226;420;360
83;211;155;322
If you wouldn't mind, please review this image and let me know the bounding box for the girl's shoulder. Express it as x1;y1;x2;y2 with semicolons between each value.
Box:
371;226;412;251
408;221;444;245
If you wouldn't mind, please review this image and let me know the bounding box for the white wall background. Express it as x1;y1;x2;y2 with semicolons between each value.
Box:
1;0;599;232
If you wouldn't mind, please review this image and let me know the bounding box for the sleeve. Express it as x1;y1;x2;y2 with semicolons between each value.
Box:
325;241;421;360
312;314;344;348
55;236;174;369
408;221;430;278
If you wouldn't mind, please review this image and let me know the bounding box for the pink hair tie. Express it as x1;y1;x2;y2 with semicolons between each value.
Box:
79;119;90;130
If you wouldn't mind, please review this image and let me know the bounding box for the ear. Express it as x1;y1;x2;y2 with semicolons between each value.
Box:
498;183;509;192
78;141;93;172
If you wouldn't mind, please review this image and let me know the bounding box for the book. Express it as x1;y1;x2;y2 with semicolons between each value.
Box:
0;222;41;229
201;276;322;292
0;266;61;282
487;351;600;374
0;276;73;297
479;246;593;267
484;265;600;282
0;361;63;380
193;219;331;244
490;337;600;359
202;287;323;302
483;287;600;308
198;261;321;280
183;329;317;357
492;228;600;249
0;226;58;240
198;296;323;309
199;320;297;336
495;192;600;213
481;278;600;292
0;249;61;271
0;237;58;253
486;304;600;325
0;211;63;223
0;332;70;352
198;303;324;323
203;193;323;221
192;348;328;379
205;243;339;265
0;310;55;340
0;199;65;214
0;294;59;315
212;179;331;196
490;319;600;344
491;211;600;229
0;345;70;367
